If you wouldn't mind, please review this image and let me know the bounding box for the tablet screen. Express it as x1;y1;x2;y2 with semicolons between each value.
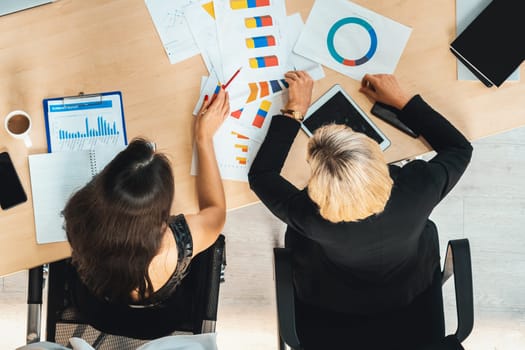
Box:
303;91;384;145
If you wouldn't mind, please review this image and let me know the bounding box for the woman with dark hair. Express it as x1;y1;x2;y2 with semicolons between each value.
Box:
63;88;229;309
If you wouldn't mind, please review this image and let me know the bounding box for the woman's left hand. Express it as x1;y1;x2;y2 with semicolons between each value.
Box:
195;88;230;143
284;70;313;116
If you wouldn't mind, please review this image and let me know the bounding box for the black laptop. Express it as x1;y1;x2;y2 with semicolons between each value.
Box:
450;0;525;87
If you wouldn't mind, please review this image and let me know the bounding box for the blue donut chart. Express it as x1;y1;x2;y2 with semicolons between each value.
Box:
327;17;377;66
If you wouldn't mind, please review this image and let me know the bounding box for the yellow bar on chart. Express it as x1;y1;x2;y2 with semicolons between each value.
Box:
230;0;248;10
234;144;249;152
245;17;257;28
246;38;255;49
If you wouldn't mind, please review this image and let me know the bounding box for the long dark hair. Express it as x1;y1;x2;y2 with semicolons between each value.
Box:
63;138;174;303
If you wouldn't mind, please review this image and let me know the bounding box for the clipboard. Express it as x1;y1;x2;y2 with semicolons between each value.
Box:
43;91;128;152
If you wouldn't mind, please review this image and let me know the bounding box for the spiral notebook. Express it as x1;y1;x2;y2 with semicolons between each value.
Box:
28;145;124;244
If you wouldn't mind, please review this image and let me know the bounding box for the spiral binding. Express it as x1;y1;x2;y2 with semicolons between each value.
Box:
89;150;97;177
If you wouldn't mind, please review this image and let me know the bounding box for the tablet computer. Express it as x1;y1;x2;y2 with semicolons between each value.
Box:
301;85;390;151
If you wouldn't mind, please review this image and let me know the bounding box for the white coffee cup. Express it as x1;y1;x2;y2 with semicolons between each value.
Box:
4;110;32;148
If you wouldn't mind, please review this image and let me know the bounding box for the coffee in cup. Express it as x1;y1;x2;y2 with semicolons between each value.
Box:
4;110;32;147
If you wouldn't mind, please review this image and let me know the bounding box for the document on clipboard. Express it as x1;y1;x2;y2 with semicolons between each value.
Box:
43;91;128;152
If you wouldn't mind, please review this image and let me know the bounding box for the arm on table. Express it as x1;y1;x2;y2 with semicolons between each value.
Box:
360;74;473;199
248;71;313;224
187;89;229;255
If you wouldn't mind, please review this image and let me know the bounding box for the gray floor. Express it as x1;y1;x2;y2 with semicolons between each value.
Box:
1;127;525;349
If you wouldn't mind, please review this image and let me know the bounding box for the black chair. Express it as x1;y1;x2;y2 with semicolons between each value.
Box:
27;235;226;349
274;239;473;350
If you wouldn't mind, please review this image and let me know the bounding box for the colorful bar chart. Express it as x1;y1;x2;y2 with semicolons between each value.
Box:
234;144;249;152
246;79;288;103
236;156;247;165
230;0;270;10
252;100;272;128
270;80;282;93
246;35;276;49
231;131;249;139
245;15;273;28
58;116;119;140
249;55;279;69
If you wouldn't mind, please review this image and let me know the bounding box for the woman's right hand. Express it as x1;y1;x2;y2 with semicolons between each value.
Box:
359;74;412;110
195;88;230;143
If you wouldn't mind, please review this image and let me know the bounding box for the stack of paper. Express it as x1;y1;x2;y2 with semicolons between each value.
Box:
146;0;324;182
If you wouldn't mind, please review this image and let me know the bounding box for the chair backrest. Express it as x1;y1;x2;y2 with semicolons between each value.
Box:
273;238;473;350
46;235;225;347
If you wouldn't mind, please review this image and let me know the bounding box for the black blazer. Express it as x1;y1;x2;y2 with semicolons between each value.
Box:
248;95;473;314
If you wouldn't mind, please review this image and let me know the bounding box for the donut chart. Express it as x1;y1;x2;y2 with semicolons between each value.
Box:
327;17;377;66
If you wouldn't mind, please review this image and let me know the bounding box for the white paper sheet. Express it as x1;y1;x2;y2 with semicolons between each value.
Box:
29;145;124;244
286;13;325;81
191;84;287;182
294;0;411;81
145;0;201;64
214;0;288;82
185;0;225;81
191;118;262;182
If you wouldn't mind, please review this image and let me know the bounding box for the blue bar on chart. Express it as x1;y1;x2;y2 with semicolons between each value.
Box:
58;116;120;140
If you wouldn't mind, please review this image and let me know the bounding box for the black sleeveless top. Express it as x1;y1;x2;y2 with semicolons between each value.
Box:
129;214;194;308
72;214;198;338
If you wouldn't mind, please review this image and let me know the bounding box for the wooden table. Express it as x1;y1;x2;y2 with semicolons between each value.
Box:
0;0;523;276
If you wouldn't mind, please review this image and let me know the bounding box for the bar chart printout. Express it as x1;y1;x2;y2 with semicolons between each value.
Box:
58;116;120;139
245;15;273;28
44;92;127;152
231;0;270;10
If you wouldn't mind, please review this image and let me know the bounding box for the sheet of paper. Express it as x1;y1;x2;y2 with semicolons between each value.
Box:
191;118;262;182
191;79;287;182
28;145;124;244
185;0;225;81
29;151;92;244
214;0;288;82
456;0;519;81
286;13;325;81
145;0;200;64
45;93;127;152
294;0;411;81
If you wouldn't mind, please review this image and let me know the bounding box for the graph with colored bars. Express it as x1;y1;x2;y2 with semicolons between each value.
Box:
230;0;269;10
247;79;288;103
252;100;271;128
245;15;273;28
232;131;249;165
58;116;119;140
246;35;275;49
249;55;278;69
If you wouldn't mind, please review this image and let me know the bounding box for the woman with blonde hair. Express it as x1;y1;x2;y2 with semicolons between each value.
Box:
248;71;472;348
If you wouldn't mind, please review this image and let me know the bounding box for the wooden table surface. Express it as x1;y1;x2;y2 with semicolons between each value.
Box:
0;0;523;276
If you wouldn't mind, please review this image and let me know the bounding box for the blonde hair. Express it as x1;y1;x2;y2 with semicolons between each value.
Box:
307;124;393;223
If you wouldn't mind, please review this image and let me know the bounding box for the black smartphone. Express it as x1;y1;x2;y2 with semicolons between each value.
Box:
0;152;28;210
371;102;419;138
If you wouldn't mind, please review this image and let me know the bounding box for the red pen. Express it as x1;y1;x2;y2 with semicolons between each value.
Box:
209;67;242;105
223;67;242;90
